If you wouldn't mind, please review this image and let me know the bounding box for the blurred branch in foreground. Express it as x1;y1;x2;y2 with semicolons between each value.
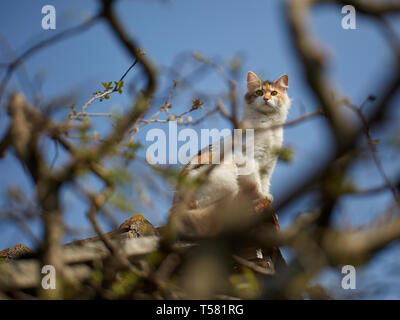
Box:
0;0;400;300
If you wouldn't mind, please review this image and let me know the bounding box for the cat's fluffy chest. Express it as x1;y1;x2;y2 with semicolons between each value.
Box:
240;102;288;200
243;107;285;168
253;127;283;164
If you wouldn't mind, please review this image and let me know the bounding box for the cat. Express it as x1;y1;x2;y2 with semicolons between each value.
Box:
168;71;291;237
241;71;291;203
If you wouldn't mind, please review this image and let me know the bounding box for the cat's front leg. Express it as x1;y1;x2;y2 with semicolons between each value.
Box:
257;176;273;203
259;170;274;203
253;190;273;205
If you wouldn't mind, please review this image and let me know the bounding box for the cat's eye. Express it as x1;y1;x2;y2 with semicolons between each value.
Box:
255;90;263;96
271;90;278;96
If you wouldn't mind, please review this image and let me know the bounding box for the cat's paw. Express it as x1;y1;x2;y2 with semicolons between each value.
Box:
264;193;274;203
253;196;274;214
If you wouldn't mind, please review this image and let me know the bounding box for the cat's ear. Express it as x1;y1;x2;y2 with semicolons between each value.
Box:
275;74;289;92
247;71;261;91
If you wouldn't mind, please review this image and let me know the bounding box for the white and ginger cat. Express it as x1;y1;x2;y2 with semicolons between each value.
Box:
169;71;291;236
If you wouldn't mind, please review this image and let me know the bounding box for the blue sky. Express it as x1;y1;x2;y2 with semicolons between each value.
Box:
1;0;400;298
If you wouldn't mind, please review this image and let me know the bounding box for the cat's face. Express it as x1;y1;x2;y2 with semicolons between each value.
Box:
245;71;290;113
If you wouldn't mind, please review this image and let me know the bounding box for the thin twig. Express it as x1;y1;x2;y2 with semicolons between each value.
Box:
345;101;400;204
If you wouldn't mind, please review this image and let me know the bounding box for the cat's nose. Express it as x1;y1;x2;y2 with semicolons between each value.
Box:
263;96;270;102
